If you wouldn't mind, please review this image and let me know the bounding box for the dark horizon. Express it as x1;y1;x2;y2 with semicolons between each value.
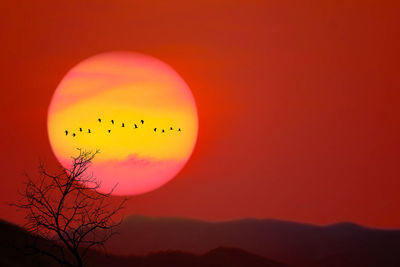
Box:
3;214;400;267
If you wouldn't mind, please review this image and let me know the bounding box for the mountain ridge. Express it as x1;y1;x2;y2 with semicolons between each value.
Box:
105;214;400;266
2;216;400;267
0;218;291;267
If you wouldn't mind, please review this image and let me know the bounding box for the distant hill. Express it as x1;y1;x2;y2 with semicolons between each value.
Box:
0;219;290;267
0;219;55;267
88;247;291;267
2;216;400;267
105;215;400;267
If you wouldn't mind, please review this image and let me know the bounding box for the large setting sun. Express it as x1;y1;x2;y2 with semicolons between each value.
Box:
47;51;198;196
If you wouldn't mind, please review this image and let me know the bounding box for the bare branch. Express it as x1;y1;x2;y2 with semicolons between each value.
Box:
13;149;127;267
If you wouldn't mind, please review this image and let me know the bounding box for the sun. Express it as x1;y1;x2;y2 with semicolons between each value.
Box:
47;51;198;196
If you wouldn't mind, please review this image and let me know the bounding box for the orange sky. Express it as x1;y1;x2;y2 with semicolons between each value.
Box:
1;0;400;228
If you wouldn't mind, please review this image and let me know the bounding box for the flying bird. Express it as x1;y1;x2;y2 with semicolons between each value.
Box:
178;128;181;132
111;120;114;124
79;128;82;132
122;123;125;127
154;128;157;132
141;120;144;124
134;124;138;129
162;129;165;133
65;130;68;135
108;130;111;133
98;118;101;123
72;133;76;137
88;129;91;133
170;127;173;130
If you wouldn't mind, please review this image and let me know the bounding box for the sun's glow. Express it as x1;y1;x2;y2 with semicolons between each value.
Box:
47;52;198;195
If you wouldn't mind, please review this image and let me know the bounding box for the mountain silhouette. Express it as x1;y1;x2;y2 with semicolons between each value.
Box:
2;216;400;267
104;215;400;267
0;219;290;267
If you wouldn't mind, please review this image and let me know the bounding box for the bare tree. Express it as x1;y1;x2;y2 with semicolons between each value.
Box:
14;149;127;267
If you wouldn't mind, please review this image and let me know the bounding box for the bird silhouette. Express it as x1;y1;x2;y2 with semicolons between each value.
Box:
170;127;173;130
122;123;125;127
79;128;82;132
134;124;138;129
72;133;76;137
98;118;101;123
88;129;91;133
141;120;144;124
111;120;114;124
178;128;181;132
65;130;68;136
162;129;165;133
108;130;111;133
154;128;157;132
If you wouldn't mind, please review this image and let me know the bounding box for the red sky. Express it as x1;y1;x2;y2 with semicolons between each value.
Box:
1;0;399;228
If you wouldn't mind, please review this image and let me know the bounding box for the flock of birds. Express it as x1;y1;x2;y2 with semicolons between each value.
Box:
64;118;182;138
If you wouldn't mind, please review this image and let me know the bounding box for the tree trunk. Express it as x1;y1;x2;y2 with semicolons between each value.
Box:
74;251;83;267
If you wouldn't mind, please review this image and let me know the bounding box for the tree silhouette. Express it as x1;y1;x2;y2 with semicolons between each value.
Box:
14;150;127;267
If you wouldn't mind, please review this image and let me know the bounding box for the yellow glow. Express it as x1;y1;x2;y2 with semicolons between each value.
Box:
47;52;198;195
